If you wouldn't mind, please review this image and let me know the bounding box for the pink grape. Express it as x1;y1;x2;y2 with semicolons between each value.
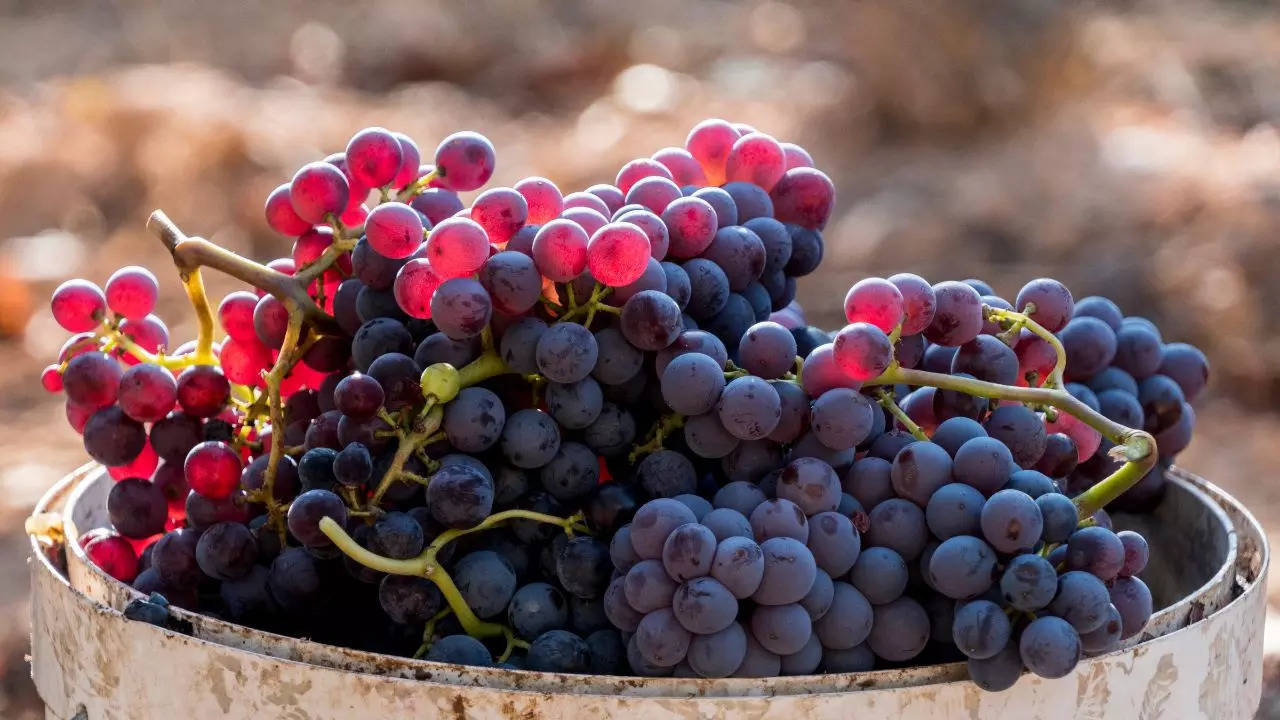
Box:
843;278;904;333
562;192;611;216
340;202;369;228
424;217;489;278
365;202;425;260
220;336;271;386
289;161;350;224
59;333;99;363
1016;278;1075;333
41;365;62;393
833;322;893;381
514;177;563;224
615;158;674;194
291;226;335;268
560;207;608;237
1014;331;1057;387
651;146;708;186
253;295;289;348
217;291;259;343
586;184;626;215
724;133;786;191
391;132;422;189
104;266;158;321
346;127;403;188
609;257;667;305
393;259;443;320
588;223;651;287
51;279;106;332
661;197;719;259
66;401;94;433
63;352;122;409
264;183;311;236
1044;411;1101;463
118;316;169;366
471;187;529;244
107;440;158;482
410;188;464;225
769;167;835;230
615;209;670;260
625;176;683;214
887;273;936;336
433;131;496;191
781;143;814;170
184;441;242;500
118;363;178;423
800;344;859;397
685;119;741;186
176;365;231;418
924;281;984;347
532;220;589;282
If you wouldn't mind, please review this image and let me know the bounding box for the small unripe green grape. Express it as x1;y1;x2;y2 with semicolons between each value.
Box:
421;362;460;403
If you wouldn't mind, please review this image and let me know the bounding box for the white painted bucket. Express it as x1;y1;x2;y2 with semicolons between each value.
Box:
29;464;1268;719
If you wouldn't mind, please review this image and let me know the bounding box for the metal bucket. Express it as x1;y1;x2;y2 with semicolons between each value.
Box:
29;465;1268;719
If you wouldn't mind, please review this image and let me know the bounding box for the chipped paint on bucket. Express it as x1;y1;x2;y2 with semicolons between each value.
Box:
29;466;1268;719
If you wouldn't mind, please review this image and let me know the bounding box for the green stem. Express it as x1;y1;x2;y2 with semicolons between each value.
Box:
876;389;928;441
984;305;1066;388
628;414;686;463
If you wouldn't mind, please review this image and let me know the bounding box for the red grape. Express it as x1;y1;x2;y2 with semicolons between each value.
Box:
220;336;272;386
58;332;99;363
218;291;259;343
560;207;608;237
724;132;786;191
393;258;443;319
176;365;230;418
562;191;611;216
107;440;158;482
615;209;670;261
624;176;682;214
1044;411;1101;463
66;400;94;433
83;532;139;583
800;343;859;397
615;158;674;194
781;142;814;170
843;278;904;333
769;167;835;230
105;266;159;320
346;127;403;188
64;352;122;408
1014;331;1057;387
118;362;178;422
433;131;496;191
588;223;651;287
51;279;106;332
391;132;422;189
833;322;893;381
471;187;529;244
41;364;63;392
661;197;719;259
651;146;708;186
264;183;312;236
267;258;296;276
411;188;465;225
1016;278;1075;333
366;202;425;260
291;226;335;268
531;220;589;282
685;119;741;186
514;176;564;224
924;281;984;347
289;161;350;224
586;184;626;215
887;273;936;336
184;440;242;500
253;294;289;348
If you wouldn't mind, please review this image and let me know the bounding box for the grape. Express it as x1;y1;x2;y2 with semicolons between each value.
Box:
332;280;364;334
733;322;795;380
495;317;546;374
107;477;167;539
671;495;711;522
63;352;121;410
925;482;985;539
634;607;692;667
657;523;716;582
589;327;642;385
923;281;984;346
116;363;177;423
175;365;230;418
752;536;816;605
603;575;644;632
770;167;834;229
749;498;809;542
841;278;903;333
979;489;1043;554
1018;616;1080;679
671;576;738;635
1056;317;1117;381
832;322;892;381
531;322;596;384
714;376;780;441
806;582;871;650
699;226;765;292
370;512;424;559
722;182;775;224
1112;321;1163;379
289;161;349;224
499;409;560;469
1117;530;1149;577
425;277;489;340
616;158;674;194
363;202;423;260
1066;526;1125;581
883;273;935;335
1154;403;1195;457
865;498;928;561
333;372;384;419
723;132;786;190
477;250;541;315
848;546;907;605
104;266;158;321
1034;492;1077;544
1108;576;1153;639
928;535;996;600
1138;374;1186;433
536;441;598;503
806;511;861;577
620;290;682;351
378;575;442;625
625;176;682;215
583;222;650;287
963;640;1024;691
545;377;603;430
887;441;951;506
1005;468;1056;498
750;602;812;655
1048;570;1111;634
180;440;240;500
186;489;250;530
564;191;611;215
774;457;839;515
432;131;495;191
442;387;505;452
252;294;289;347
997;554;1057;612
344;127;402;187
265;183;312;235
679;259;731;322
266;546;322;610
555;537;612;599
628;449;693;499
512;177;563;224
952;436;1017;496
843;457;894;510
1079;604;1123;655
582;402;636;456
629;498;698;560
285;488;347;548
683;119;739;184
1157;342;1209;401
150;528;200;586
1015;278;1074;333
1069;296;1122;331
700;508;752;542
427;635;493;667
451;550;518;619
469;187;528;245
525;630;591;673
780;225;821;276
366;353;421;410
194;522;257;581
427;463;494;528
410;187;464;225
952;599;1011;660
683;622;747;679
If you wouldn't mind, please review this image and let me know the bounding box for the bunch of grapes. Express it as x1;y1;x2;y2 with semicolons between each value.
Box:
40;118;1207;689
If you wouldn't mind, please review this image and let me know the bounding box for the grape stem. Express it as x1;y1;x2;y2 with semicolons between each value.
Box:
628;413;686;463
983;305;1065;388
258;311;306;545
875;389;928;441
319;509;588;639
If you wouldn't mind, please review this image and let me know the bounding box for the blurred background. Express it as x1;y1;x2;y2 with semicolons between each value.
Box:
1;0;1278;716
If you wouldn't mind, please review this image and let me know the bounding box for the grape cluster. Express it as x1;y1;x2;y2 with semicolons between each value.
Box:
43;118;1207;689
